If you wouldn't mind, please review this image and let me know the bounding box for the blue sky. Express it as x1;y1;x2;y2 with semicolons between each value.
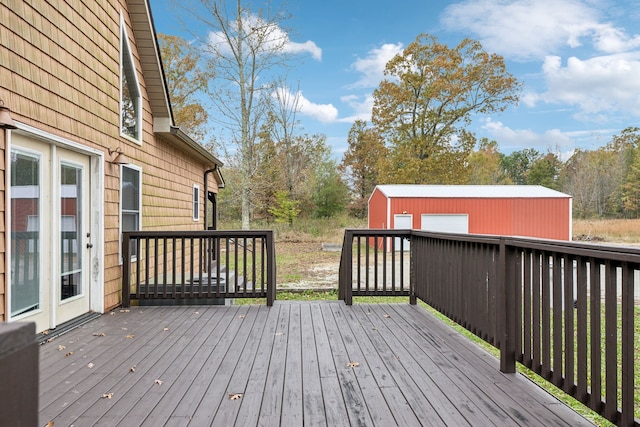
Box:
150;0;640;160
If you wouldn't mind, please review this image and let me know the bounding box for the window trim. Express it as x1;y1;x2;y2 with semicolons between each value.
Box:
119;14;142;144
193;184;200;221
119;164;142;263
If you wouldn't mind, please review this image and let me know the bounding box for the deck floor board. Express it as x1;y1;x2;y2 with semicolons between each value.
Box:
39;302;593;426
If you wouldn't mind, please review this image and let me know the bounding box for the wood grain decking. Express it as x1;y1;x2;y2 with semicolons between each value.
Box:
39;302;592;426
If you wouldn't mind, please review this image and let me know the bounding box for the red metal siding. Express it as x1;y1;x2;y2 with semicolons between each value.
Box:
511;198;570;240
374;195;571;240
368;189;389;229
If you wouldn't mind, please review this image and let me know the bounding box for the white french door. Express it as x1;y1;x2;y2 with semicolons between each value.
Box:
10;134;92;332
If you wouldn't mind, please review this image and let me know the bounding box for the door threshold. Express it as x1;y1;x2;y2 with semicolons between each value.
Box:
37;312;102;344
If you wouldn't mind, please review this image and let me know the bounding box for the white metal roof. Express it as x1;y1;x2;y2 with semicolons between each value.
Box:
375;185;571;199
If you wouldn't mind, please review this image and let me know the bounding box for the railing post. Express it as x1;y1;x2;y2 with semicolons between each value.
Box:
410;231;417;305
499;237;517;373
122;232;131;308
265;231;276;306
343;231;353;305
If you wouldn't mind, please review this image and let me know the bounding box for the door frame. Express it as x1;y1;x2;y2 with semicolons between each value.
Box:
7;123;105;327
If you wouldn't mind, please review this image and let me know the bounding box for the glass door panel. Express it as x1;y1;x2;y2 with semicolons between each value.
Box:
10;151;41;316
60;164;83;300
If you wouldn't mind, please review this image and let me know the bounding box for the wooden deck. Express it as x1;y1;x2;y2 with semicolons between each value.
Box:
39;302;592;426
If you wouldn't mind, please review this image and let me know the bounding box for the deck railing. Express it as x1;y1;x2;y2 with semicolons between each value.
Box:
122;230;276;307
339;229;640;427
338;229;414;304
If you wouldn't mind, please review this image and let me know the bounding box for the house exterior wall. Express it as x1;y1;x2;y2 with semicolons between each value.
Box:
0;0;220;319
369;188;571;241
0;133;4;321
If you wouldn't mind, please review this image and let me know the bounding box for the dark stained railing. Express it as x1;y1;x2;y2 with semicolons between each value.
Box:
339;229;640;427
338;229;414;305
122;230;276;307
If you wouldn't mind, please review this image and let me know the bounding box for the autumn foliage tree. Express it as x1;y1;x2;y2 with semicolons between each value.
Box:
466;138;510;184
158;33;213;142
372;34;522;184
339;120;386;217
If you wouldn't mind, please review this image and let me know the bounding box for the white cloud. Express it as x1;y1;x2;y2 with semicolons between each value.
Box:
531;53;640;121
481;118;619;158
441;0;640;60
348;43;403;88
482;118;574;151
271;87;338;123
283;40;322;60
337;94;374;123
207;12;321;61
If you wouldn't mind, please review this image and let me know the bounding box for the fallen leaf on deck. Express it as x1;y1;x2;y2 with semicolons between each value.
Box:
87;362;95;369
93;332;106;337
45;421;54;426
130;366;136;372
346;361;360;368
58;345;66;351
229;393;243;400
125;335;135;339
64;352;74;357
163;327;170;331
41;330;49;335
154;379;163;385
238;315;245;319
101;393;113;399
110;312;115;316
194;311;200;315
383;314;391;318
120;309;130;313
121;327;128;331
275;332;284;336
47;338;54;343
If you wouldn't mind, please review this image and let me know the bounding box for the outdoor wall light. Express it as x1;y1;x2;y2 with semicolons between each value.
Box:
0;99;18;129
108;147;130;165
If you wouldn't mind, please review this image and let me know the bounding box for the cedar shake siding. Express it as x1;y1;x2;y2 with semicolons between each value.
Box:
0;0;222;325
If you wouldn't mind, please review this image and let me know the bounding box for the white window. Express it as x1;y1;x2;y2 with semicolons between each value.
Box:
193;184;200;221
121;165;141;259
120;17;141;143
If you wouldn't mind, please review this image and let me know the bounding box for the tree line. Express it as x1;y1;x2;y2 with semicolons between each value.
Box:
342;123;640;219
159;2;640;226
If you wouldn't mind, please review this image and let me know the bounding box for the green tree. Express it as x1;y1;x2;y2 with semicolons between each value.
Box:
500;148;540;185
466;138;510;184
158;33;213;142
526;152;561;189
372;34;521;184
268;190;300;226
313;157;350;218
615;127;640;216
339;120;385;217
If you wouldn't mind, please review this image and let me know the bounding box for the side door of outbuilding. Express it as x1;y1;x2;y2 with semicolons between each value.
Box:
393;214;412;251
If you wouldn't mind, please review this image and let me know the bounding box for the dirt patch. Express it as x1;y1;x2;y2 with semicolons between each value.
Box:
276;241;341;289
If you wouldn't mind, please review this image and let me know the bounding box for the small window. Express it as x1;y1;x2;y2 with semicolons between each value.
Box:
121;165;141;259
193;184;200;221
120;18;141;142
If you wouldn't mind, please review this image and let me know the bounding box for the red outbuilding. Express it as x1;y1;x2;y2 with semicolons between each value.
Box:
368;185;572;241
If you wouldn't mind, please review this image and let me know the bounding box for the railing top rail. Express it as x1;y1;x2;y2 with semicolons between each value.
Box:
410;230;503;245
503;235;640;262
356;228;640;262
122;230;273;239
344;229;412;237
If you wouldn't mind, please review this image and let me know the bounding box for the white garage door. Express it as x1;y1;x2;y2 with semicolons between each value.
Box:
421;214;469;234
